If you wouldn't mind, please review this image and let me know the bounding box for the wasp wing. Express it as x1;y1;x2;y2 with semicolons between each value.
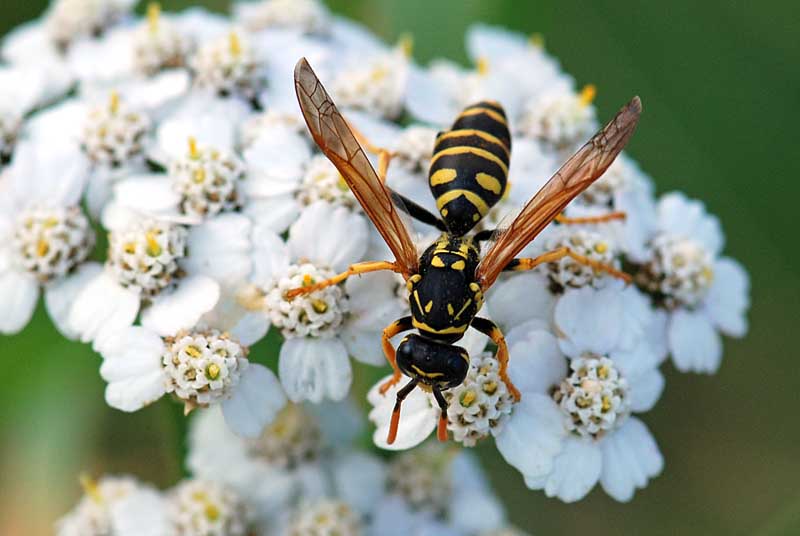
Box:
476;96;642;289
294;58;419;277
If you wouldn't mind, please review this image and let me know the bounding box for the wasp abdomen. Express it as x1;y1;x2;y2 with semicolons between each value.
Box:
429;101;512;236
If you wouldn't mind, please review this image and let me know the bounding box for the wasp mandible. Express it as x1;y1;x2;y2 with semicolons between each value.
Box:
290;58;641;445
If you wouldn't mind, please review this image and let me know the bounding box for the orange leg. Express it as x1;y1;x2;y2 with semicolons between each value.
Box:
286;261;401;299
555;211;626;225
505;246;631;283
471;317;520;401
388;379;418;445
346;120;396;183
378;316;413;395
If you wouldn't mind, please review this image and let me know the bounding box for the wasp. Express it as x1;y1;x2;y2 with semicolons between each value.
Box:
290;58;641;445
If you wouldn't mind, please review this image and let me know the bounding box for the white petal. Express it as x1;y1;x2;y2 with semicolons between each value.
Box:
249;223;290;287
657;192;724;255
485;272;553;331
109;487;170;536
341;326;384;366
668;309;722;373
222;363;287;438
0;268;39;334
627;369;665;413
367;375;438;451
555;284;625;357
44;262;102;339
332;452;387;516
704;257;750;337
600;417;663;502
200;288;270;346
542;437;602;503
243;196;301;234
507;328;566;396
141;275;220;337
495;394;566;480
450;453;505;533
183;214;252;285
288;201;368;271
112;175;182;215
99;327;166;412
68;271;140;348
278;337;352;403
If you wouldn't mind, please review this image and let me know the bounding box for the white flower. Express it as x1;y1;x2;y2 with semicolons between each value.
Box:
56;475;168;536
235;0;331;34
67;213;252;347
192;30;265;102
517;85;598;151
187;404;330;528
167;478;253;536
0;139;92;336
495;284;666;502
100;325;286;437
249;201;404;403
372;445;505;536
44;0;136;50
286;498;363;535
633;192;750;373
132;4;195;76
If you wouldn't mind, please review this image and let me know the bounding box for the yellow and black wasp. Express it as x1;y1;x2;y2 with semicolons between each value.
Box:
290;58;641;445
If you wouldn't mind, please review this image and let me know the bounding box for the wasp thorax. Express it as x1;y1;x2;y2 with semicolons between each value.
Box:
107;220;187;298
387;443;454;516
162;329;248;409
518;88;597;151
552;354;630;440
45;0;129;50
287;499;362;536
394;126;438;172
12;206;94;283
81;93;150;168
0;110;21;165
543;228;618;291
636;233;714;309
263;263;350;338
192;31;265;101
244;404;322;469
297;155;359;210
445;351;515;447
170;139;245;217
168;479;250;536
132;4;194;75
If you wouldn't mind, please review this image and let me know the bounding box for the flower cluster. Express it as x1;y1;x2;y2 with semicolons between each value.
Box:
2;0;749;525
57;402;527;536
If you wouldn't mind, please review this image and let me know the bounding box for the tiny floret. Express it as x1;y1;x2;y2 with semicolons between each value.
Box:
82;93;151;168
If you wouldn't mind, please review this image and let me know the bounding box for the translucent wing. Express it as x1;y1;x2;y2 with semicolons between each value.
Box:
476;96;642;289
294;58;419;277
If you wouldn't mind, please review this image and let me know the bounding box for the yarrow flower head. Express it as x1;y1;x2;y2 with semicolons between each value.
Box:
132;3;194;76
286;499;363;536
192;30;265;102
81;92;151;168
45;0;135;50
167;478;252;536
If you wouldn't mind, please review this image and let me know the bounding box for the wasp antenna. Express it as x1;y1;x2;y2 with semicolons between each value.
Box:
387;379;418;445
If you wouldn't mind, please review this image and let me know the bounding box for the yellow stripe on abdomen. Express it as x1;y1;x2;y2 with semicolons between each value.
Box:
430;146;509;175
435;189;490;216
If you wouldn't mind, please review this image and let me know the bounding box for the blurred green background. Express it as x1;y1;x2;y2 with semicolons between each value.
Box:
1;1;798;534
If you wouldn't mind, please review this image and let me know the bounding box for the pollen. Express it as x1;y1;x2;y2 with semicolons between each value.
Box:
594;242;608;254
108;91;120;115
147;2;160;33
311;299;329;313
206;363;221;380
145;230;162;256
188;136;200;159
476;56;490;76
36;239;50;257
185;345;202;358
302;274;314;287
228;31;242;56
580;84;596;106
459;390;477;407
529;32;545;49
398;33;414;58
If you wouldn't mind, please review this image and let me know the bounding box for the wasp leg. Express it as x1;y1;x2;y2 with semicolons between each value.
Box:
504;247;631;283
286;260;403;299
379;316;414;395
346;120;395;183
390;190;448;232
555;211;626;225
432;386;449;442
470;317;521;401
388;378;419;445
